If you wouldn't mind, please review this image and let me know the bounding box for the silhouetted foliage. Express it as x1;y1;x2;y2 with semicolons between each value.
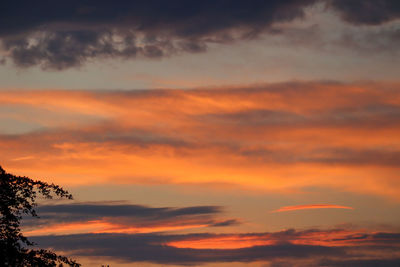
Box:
0;166;80;266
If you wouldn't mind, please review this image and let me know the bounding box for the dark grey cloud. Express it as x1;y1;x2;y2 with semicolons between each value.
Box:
319;258;400;267
1;30;169;70
31;233;343;265
270;258;400;267
29;228;400;265
0;0;318;70
1;1;399;70
210;219;239;227
22;202;236;229
36;202;221;218
0;1;317;38
329;0;400;25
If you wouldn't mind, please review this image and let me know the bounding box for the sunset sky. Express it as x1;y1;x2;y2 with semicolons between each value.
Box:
1;1;400;266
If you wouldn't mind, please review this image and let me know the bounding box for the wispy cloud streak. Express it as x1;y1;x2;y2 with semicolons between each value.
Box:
271;204;354;213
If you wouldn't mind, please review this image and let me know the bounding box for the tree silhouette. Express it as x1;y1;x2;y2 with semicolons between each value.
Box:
0;165;80;266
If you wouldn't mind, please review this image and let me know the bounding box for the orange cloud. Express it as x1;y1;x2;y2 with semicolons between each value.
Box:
271;204;354;213
1;82;400;199
25;220;111;236
165;228;400;250
24;220;210;236
167;235;274;249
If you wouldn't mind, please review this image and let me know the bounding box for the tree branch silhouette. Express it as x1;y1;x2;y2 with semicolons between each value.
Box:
0;165;80;266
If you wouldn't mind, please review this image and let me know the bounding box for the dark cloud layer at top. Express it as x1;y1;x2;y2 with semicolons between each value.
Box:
0;0;317;69
0;0;316;38
1;0;399;70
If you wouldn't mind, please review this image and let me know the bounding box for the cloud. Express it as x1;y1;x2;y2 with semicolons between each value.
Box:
29;228;400;265
1;1;399;70
271;204;354;213
22;202;237;236
31;233;343;265
34;202;221;221
210;219;239;227
0;0;318;70
1;82;400;199
319;258;400;267
165;229;400;248
328;0;400;25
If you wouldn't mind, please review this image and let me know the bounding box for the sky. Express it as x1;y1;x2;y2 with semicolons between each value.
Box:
1;0;400;266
